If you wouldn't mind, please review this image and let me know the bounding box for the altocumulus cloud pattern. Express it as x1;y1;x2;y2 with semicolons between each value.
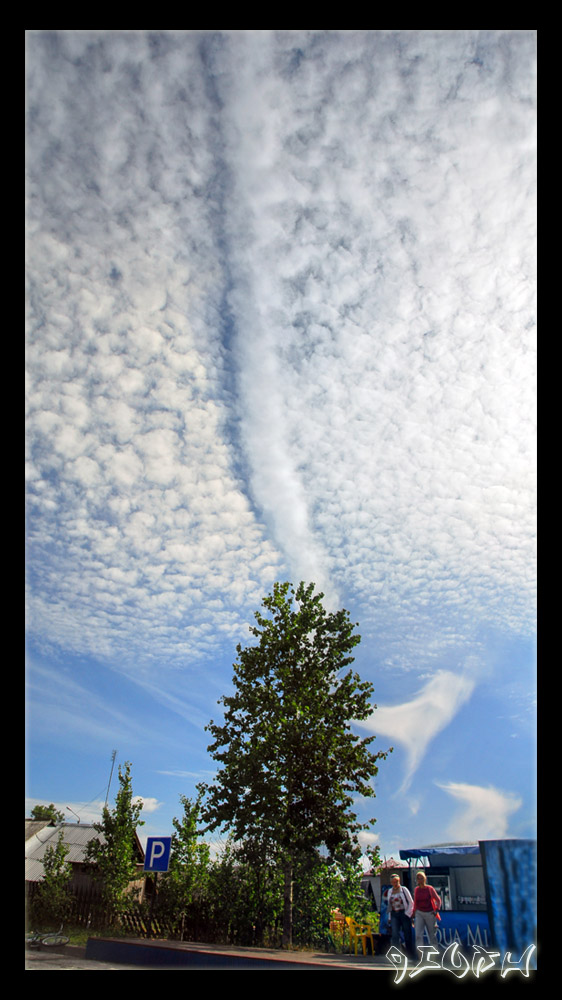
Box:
26;32;536;839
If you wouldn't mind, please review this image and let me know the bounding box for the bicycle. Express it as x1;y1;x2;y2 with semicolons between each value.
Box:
25;924;70;949
25;930;42;949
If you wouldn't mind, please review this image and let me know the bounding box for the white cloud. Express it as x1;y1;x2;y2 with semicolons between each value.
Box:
26;799;107;826
25;30;536;686
357;670;476;791
133;796;162;814
216;30;536;647
26;796;163;824
437;780;522;840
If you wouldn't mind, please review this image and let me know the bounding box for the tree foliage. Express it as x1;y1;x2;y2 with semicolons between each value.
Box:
205;838;285;947
84;760;144;914
200;581;392;944
29;830;73;927
30;803;65;824
177;838;378;950
291;850;375;947
155;793;211;939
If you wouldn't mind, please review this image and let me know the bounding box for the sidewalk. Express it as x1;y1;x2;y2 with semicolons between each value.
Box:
84;936;393;970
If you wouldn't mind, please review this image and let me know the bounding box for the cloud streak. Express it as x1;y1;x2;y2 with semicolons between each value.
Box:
437;780;522;840
358;670;476;791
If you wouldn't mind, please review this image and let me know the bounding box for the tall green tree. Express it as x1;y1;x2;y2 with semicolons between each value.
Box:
85;760;144;915
200;581;392;947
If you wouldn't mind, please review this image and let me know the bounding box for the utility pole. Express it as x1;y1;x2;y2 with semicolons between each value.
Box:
105;750;117;807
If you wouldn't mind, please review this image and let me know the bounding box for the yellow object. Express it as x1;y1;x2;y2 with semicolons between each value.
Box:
329;909;346;941
345;916;375;956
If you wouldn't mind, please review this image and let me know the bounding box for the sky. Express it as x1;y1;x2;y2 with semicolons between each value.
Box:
25;30;536;864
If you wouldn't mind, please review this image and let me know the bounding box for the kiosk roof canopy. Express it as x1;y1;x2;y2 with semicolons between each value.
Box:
399;845;481;860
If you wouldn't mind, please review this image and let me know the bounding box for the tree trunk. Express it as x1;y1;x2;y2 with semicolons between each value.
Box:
282;859;293;949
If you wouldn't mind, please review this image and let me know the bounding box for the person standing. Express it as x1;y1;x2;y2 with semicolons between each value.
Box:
413;870;441;954
388;873;415;956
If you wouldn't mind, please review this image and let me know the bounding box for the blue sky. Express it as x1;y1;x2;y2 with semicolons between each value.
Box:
25;30;536;862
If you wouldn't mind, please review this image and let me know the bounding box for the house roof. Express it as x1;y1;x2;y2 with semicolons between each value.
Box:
25;821;144;882
361;857;409;876
25;819;55;841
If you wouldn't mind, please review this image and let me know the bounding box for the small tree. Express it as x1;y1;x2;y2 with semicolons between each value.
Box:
30;830;73;927
156;793;211;939
200;581;392;947
85;761;144;916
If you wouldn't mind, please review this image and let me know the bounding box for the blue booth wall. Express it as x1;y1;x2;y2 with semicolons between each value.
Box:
480;839;536;960
428;911;490;949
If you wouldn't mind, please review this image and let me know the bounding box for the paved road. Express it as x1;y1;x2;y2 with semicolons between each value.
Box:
25;941;390;971
25;946;143;970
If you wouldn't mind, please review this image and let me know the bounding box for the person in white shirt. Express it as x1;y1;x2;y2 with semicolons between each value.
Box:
388;873;415;957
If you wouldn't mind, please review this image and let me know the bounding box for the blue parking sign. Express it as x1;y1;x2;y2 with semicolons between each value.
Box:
144;836;172;872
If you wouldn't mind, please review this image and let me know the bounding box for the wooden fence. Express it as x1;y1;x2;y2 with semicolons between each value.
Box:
26;882;175;938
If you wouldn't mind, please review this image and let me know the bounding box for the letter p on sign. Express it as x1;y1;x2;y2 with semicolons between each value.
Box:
144;836;172;872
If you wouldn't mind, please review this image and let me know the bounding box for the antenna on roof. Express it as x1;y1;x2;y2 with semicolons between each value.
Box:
105;750;117;807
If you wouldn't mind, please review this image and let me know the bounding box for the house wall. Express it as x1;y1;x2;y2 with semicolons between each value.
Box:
68;866;146;900
69;865;103;894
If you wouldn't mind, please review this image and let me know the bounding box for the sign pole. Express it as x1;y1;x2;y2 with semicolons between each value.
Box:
143;837;171;940
147;871;158;939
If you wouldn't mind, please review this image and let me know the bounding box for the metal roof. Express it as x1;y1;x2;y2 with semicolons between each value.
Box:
25;819;55;841
25;823;106;882
26;823;106;855
25;858;49;882
25;822;144;882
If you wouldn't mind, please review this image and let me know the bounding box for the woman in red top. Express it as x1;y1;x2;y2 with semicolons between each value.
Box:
413;870;441;955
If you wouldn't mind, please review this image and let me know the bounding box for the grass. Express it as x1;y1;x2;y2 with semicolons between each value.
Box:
27;923;129;948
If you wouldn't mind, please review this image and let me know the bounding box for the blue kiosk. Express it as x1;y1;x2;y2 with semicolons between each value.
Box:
386;839;536;961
